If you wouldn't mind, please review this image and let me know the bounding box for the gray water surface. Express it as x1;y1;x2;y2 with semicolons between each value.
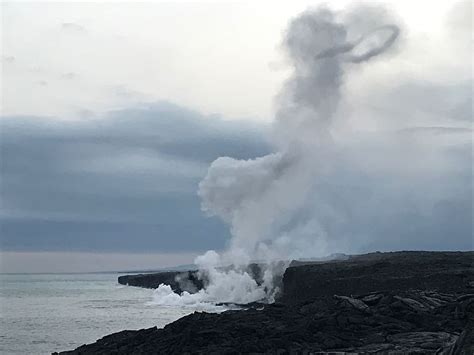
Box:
0;273;191;354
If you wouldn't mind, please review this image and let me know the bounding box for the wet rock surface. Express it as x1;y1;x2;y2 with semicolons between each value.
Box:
56;251;473;354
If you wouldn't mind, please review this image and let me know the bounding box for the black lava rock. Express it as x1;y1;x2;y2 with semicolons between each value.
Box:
55;251;474;354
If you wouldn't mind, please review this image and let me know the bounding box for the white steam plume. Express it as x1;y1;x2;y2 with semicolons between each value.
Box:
153;4;468;306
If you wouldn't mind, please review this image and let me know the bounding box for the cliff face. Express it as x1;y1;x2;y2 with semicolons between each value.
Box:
281;251;473;304
118;271;203;294
116;262;274;294
57;251;474;354
117;251;473;303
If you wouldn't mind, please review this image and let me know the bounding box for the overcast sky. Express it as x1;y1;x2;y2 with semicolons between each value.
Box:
1;0;472;272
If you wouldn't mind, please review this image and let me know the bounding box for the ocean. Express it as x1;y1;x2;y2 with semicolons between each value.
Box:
0;273;194;354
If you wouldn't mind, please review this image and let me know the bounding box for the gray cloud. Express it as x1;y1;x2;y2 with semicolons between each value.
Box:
60;72;77;80
373;80;472;123
0;102;271;253
2;56;15;64
446;1;472;35
1;2;471;262
60;22;87;33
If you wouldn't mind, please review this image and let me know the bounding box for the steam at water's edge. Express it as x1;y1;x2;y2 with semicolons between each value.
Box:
153;4;466;306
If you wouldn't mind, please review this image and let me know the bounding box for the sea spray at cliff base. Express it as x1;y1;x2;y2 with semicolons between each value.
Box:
152;4;405;306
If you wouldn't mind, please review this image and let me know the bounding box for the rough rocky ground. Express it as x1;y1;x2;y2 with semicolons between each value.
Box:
282;251;472;304
56;251;473;354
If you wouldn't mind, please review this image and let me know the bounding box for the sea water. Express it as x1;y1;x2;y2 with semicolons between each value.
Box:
0;273;194;354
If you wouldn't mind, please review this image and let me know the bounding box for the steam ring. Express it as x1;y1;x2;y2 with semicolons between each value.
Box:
315;24;399;63
348;25;400;63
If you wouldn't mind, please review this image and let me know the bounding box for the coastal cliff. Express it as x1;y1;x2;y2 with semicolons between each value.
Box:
56;251;474;354
281;251;472;304
118;270;203;293
117;262;270;294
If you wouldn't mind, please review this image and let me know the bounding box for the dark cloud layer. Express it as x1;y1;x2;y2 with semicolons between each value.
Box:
1;98;471;255
1;102;271;252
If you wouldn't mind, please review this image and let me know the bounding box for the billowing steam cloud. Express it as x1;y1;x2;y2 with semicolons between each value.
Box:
200;9;400;260
200;6;401;259
153;5;401;306
153;4;469;306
